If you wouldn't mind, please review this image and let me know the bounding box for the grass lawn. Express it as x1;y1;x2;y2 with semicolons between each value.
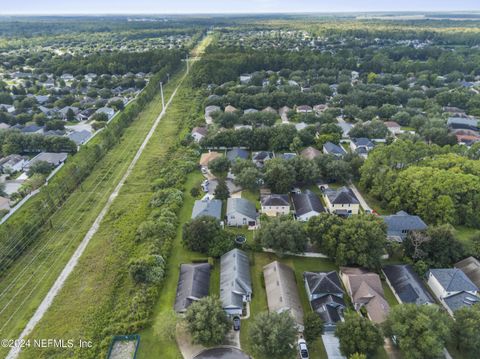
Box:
454;225;479;252
242;189;260;209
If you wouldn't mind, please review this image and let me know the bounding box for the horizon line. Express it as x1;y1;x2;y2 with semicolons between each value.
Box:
2;10;480;16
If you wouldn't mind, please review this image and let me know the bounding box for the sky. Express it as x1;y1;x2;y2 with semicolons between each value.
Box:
1;0;480;15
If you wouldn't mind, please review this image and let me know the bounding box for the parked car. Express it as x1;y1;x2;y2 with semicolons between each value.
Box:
298;339;309;359
233;316;241;331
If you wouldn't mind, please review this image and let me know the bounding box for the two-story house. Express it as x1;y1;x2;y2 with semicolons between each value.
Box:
322;187;360;216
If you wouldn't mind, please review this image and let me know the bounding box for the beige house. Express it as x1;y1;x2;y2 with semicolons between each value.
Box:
323;187;360;216
263;261;304;331
260;194;290;217
340;267;390;323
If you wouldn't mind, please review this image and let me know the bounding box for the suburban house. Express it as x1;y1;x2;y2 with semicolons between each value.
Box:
199;151;222;168
260;194;290;217
174;263;211;313
220;249;252;315
313;104;328;114
322;142;346;157
296;105;313;113
191;127;207;142
264;261;304;331
95;107;115;120
447;117;479;133
384;121;401;135
300;146;322;160
350;138;375;158
225;105;238;113
0;155;29;173
191;199;222;220
205;105;221;124
292;190;325;221
455;257;480;288
322;187;360;216
26;152;68;169
262;106;277;114
382;211;427;242
252;151;273;167
244;108;258;114
226;198;257;227
304;271;346;331
226;148;249;164
382;264;435;305
240;74;252;84
426;268;479;316
340;267;390;323
68;130;92;146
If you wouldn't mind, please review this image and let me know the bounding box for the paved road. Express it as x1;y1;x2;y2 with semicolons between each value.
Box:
348;182;373;213
6;64;191;359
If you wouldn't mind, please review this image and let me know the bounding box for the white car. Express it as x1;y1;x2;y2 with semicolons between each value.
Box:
298;338;309;359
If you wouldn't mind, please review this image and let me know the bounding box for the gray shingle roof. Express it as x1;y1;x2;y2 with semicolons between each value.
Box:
324;187;359;205
261;194;290;207
220;249;252;310
382;211;427;235
323;142;346;156
226;198;256;220
304;271;343;296
429;268;478;292
443;291;480;313
311;295;345;325
68;130;92;145
447;117;479;130
226;148;249;163
174;263;211;313
29;152;67;167
191;199;222;220
292;190;325;216
352;137;374;148
455;257;480;288
383;264;434;305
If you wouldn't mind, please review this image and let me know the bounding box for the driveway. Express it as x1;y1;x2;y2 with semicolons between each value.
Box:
348;183;372;212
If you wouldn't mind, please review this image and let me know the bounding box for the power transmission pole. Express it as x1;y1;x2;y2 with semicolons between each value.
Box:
160;81;165;109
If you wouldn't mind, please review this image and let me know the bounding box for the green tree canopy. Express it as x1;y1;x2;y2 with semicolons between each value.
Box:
248;311;297;359
184;296;230;346
335;311;384;357
256;217;307;255
384;304;451;359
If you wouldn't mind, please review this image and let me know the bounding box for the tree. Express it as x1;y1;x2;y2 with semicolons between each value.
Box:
452;304;480;359
384;304;451;359
256;217;307;255
306;213;343;248
249;311;297;359
208;156;230;177
323;215;387;269
304;312;324;342
184;296;230;346
263;158;295;193
66;108;75;121
335;311;384;357
182;216;223;254
404;225;464;267
234;166;261;191
214;179;230;200
27;160;54;176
